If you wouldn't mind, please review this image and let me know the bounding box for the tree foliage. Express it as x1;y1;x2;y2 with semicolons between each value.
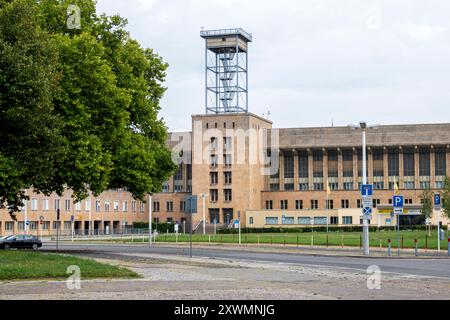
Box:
0;0;176;219
419;187;433;220
442;176;450;220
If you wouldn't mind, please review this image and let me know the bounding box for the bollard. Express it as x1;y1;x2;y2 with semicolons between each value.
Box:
388;238;391;257
414;238;418;257
258;235;260;245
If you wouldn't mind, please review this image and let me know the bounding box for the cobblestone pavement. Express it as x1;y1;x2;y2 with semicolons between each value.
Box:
0;251;449;300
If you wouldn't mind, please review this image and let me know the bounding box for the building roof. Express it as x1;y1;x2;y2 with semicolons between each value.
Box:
275;123;450;149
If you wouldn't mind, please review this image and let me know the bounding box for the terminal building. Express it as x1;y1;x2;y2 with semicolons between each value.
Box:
1;28;449;236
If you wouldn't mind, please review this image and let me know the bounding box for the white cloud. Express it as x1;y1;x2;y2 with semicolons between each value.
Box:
96;0;450;131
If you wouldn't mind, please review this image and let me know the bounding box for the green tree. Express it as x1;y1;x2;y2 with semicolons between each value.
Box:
442;176;450;220
419;187;433;222
0;0;176;219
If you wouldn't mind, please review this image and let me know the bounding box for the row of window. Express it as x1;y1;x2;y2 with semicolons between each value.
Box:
265;198;414;210
210;172;232;185
27;199;145;213
277;149;447;179
205;122;236;130
260;216;354;225
270;180;445;192
208;189;232;202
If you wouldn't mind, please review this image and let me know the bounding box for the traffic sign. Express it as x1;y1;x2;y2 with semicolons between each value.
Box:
70;215;74;222
25;219;30;226
185;195;198;213
362;199;372;208
238;210;241;219
363;207;372;215
361;184;373;197
394;207;403;215
434;194;441;209
393;195;404;208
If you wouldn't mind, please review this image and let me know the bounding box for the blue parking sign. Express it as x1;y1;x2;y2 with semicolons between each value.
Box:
434;194;441;208
393;195;404;208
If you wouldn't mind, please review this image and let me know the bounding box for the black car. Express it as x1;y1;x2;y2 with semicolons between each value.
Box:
0;235;42;250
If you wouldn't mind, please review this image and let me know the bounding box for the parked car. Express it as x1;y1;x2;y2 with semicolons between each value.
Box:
0;235;42;250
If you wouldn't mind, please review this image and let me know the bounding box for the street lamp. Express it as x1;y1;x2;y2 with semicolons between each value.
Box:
360;121;369;256
350;121;378;256
201;193;209;235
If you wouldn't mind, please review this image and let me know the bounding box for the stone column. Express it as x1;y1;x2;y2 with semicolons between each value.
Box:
414;146;420;189
279;150;284;191
337;148;343;190
293;150;299;191
430;146;436;189
352;147;358;190
399;147;404;189
367;147;373;184
182;163;188;192
323;148;328;187
383;147;389;190
446;145;450;177
308;149;314;191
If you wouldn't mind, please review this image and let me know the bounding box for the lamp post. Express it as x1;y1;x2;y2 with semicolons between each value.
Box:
201;193;209;235
360;121;370;256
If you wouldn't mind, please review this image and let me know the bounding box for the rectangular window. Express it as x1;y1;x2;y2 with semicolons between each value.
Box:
343;182;353;190
403;150;415;176
298;217;311;225
404;181;415;189
210;172;218;185
342;216;353;225
5;222;14;231
43;199;49;211
42;221;50;230
342;150;353;177
166;201;173;212
330;217;339;225
224;172;232;184
313;217;327;225
357;199;362;208
314;183;323;191
325;199;334;209
174;164;183;180
96;200;101;212
210;189;218;202
224;137;232;150
64;221;72;230
265;217;278;225
419;149;430;176
298;183;308;191
75;201;81;211
372;149;384;177
280;200;288;210
341;199;349;209
249;217;254;225
284;152;294;178
298;151;308;178
210;137;217;150
52;221;61;230
327;150;338;178
282;217;295;225
180;201;185;213
153;201;160;212
54;199;60;211
122;201;128;212
140;202;145;212
388;150;399;176
18;222;24;230
104;201;110;212
224;189;232;202
131;200;136;212
313;150;323;178
224;154;232;167
265;200;273;210
372;199;381;208
310;199;318;209
435;149;446;176
85;199;91;211
295;200;303;210
65;199;71;212
210;155;218;167
31;198;37;211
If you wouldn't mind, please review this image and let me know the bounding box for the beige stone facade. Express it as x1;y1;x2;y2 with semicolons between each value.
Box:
1;112;450;235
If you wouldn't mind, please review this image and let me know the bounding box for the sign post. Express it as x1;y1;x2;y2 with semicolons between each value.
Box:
393;195;404;256
71;215;74;243
361;183;373;255
186;195;197;258
434;194;441;252
56;209;60;250
238;211;241;245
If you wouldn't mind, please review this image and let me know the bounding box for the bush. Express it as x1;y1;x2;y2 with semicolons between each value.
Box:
132;221;175;233
216;224;444;234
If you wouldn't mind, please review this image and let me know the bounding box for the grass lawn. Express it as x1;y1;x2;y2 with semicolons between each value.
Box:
0;251;139;281
112;229;449;250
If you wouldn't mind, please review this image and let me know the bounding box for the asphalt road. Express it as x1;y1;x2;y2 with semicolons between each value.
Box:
42;242;450;279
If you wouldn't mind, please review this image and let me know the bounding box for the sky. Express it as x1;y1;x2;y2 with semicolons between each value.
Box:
96;0;450;132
